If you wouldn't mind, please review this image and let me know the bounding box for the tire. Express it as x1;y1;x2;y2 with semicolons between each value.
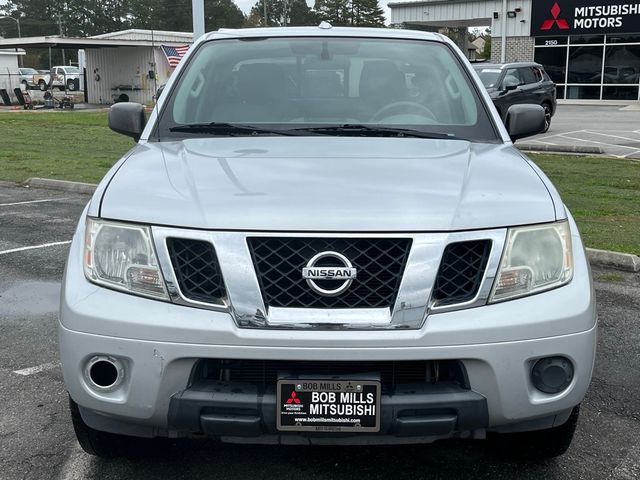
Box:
492;405;580;461
21;80;29;90
38;80;48;91
69;397;155;458
541;102;552;133
67;79;77;91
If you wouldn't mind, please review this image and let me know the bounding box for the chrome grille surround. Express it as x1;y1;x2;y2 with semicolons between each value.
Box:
152;228;507;329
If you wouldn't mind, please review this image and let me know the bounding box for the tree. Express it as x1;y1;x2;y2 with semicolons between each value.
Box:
249;0;281;26
352;0;384;26
315;0;385;27
480;30;492;59
288;0;319;26
249;0;317;27
206;0;245;30
315;0;350;26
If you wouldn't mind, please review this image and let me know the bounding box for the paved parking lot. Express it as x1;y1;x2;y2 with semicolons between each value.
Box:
1;180;639;479
528;104;640;159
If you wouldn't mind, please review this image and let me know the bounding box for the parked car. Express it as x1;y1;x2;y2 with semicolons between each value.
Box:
36;65;80;91
473;62;557;133
18;67;39;90
60;26;596;461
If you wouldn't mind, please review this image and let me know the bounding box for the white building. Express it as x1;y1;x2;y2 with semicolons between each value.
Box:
0;48;25;98
0;29;193;105
390;0;640;102
83;29;193;104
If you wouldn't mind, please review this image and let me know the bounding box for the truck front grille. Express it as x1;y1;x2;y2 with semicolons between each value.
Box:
432;240;492;306
195;359;468;389
166;238;226;304
247;237;412;309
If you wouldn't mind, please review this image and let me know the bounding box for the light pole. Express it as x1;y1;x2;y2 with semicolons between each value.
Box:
192;0;205;40
0;16;22;67
500;0;507;63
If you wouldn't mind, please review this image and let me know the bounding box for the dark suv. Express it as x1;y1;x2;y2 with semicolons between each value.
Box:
474;62;556;133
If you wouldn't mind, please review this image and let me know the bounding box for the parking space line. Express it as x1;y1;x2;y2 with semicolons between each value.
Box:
531;129;588;141
559;135;640;151
0;240;72;256
0;198;69;207
12;361;59;376
584;130;640;144
527;139;559;145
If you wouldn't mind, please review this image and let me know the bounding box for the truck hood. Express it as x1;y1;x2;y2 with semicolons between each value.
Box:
99;137;557;232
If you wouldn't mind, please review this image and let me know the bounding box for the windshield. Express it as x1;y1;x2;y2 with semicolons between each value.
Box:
157;37;498;142
20;68;38;74
63;67;80;74
474;68;502;88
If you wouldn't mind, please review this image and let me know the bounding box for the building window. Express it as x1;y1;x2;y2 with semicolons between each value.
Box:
569;35;605;45
534;47;567;84
607;34;640;44
603;45;640;84
566;86;601;99
603;86;639;100
533;33;640;101
568;46;604;84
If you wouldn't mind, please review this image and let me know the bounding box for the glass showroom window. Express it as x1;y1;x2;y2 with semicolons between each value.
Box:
534;34;640;101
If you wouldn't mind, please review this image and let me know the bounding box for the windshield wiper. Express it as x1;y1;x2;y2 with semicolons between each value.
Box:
169;122;304;136
291;124;460;139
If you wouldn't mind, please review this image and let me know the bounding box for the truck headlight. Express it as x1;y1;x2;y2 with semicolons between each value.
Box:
84;218;168;300
490;221;573;303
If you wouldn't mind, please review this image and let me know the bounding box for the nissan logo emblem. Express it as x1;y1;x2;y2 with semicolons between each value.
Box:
302;251;357;296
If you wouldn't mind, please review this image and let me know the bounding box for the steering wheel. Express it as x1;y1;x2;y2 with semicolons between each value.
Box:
371;101;436;123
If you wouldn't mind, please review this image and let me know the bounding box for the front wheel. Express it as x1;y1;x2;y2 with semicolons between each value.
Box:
67;79;77;91
21;80;29;91
542;103;552;133
492;405;580;461
69;397;155;458
38;80;48;91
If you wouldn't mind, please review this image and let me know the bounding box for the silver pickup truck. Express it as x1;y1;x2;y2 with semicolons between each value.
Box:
59;25;597;461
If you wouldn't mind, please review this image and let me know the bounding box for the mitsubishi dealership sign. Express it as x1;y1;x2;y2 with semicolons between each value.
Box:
532;0;640;36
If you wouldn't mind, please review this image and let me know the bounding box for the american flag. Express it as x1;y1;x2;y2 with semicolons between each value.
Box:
161;45;190;68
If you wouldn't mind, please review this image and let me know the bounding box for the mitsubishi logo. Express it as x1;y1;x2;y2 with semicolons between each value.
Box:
541;2;570;31
286;390;301;404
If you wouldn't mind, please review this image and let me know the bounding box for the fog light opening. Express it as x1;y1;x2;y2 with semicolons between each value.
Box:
531;356;574;394
86;356;123;391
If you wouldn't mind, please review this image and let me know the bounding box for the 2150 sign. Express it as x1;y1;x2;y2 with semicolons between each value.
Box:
531;0;640;36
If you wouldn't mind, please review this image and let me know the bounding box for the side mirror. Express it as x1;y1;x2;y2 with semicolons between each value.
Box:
501;76;519;93
505;104;546;142
108;102;146;141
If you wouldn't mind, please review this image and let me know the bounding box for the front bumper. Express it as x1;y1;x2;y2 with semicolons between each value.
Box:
60;211;597;443
60;322;596;442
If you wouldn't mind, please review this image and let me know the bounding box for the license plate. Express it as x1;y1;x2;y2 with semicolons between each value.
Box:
277;379;380;432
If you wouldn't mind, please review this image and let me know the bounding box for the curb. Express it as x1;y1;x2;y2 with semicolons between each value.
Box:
586;248;640;273
517;144;604;155
25;177;96;195
22;178;640;273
